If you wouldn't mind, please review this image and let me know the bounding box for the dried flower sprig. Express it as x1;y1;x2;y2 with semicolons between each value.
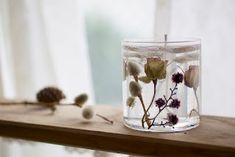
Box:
147;72;183;129
0;87;89;111
0;86;113;124
127;57;169;128
0;87;69;112
140;57;167;128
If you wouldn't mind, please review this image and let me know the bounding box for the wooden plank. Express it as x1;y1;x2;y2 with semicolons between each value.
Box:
0;105;234;157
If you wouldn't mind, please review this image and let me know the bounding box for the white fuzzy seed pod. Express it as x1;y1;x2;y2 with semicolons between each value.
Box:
127;62;141;76
74;93;88;107
82;106;95;120
129;81;142;97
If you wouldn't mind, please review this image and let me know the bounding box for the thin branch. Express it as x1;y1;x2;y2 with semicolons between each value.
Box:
141;80;157;128
138;95;148;128
0;101;75;106
96;114;113;124
189;87;200;117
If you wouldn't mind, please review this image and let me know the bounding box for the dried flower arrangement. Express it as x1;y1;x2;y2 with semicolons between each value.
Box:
126;57;200;129
0;86;113;124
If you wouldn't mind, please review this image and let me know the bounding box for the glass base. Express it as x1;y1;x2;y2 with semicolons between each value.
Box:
123;116;200;132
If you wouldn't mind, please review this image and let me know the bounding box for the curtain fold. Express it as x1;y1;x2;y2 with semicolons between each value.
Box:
0;0;94;156
155;0;235;117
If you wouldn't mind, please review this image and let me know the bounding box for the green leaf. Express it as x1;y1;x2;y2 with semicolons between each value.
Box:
138;76;151;83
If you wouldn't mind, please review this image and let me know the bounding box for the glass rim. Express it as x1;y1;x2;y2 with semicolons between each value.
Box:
122;38;201;45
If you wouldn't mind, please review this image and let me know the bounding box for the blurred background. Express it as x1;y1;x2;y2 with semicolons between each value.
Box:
0;0;234;156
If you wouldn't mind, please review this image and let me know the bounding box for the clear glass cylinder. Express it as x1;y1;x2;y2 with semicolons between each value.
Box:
122;39;201;132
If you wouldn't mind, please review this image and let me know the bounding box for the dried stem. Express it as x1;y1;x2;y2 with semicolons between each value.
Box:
0;101;78;113
189;87;200;117
0;101;75;106
141;80;157;128
138;95;147;128
96;113;114;124
193;87;199;109
132;74;147;128
133;75;139;82
152;121;169;127
0;101;114;124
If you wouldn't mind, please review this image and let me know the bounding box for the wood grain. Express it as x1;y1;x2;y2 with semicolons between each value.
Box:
0;105;234;157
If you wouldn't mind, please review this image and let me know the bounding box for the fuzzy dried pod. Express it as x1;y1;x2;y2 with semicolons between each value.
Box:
126;97;135;107
82;106;95;120
127;61;141;76
74;93;88;107
129;81;142;97
184;65;199;89
36;87;65;103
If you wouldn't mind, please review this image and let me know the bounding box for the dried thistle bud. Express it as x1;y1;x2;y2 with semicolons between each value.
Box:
167;113;178;125
172;72;183;84
129;81;142;97
82;106;95;120
184;65;199;89
127;61;141;76
74;93;88;107
36;87;65;103
126;97;135;107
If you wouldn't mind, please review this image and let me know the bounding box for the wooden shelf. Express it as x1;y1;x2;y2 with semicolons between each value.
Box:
0;105;234;157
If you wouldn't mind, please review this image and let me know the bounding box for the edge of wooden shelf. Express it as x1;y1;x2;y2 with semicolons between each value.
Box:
0;105;234;157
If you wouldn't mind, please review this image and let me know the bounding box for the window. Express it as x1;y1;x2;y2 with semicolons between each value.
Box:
84;0;155;105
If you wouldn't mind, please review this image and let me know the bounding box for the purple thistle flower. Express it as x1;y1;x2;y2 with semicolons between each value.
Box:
172;72;183;84
167;113;178;125
169;99;181;109
155;98;165;108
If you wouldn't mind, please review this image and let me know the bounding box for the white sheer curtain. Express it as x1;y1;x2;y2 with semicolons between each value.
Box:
0;0;94;101
0;0;95;156
155;0;235;117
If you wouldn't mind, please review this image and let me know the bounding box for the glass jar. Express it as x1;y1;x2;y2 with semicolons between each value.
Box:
122;38;201;132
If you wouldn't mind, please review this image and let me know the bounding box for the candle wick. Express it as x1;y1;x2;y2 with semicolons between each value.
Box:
164;34;168;42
